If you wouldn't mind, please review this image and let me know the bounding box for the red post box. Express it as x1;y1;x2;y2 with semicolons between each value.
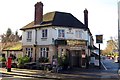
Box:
6;57;12;72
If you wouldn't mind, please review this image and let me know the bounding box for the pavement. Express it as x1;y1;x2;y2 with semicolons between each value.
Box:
0;64;120;80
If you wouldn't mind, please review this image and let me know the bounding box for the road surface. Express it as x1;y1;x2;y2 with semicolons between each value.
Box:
0;58;119;80
102;58;119;71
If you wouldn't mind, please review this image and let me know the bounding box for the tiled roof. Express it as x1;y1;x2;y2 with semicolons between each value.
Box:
20;21;34;30
20;11;87;30
41;11;87;29
43;12;55;22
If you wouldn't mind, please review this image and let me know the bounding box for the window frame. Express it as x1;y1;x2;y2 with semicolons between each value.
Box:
58;29;65;38
27;31;32;42
26;48;33;57
75;30;83;39
39;47;49;58
42;29;47;38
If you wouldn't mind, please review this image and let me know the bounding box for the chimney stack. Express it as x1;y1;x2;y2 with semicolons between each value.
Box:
34;2;43;25
84;8;88;27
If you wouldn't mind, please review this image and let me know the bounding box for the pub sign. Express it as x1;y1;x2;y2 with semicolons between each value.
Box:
96;35;103;43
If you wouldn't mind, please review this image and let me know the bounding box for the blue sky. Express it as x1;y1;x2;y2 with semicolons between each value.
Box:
0;0;119;49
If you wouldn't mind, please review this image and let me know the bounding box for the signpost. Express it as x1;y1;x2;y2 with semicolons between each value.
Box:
96;35;103;69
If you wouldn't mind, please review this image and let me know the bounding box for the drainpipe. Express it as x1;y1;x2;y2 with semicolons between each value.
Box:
34;29;37;62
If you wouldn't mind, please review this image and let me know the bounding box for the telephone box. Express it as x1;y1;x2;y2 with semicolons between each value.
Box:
6;57;12;72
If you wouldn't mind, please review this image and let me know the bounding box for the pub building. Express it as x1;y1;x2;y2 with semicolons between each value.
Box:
20;2;94;69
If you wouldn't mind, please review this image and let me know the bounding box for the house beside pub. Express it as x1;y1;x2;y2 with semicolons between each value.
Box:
2;42;23;60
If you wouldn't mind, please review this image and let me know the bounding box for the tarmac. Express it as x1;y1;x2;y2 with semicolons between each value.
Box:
0;65;120;80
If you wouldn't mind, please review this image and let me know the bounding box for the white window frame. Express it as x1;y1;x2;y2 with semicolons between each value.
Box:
42;29;47;38
58;29;65;38
26;48;33;57
75;30;83;39
39;47;49;58
27;31;32;42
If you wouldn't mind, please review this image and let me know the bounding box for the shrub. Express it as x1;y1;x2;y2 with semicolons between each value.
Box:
17;56;30;68
58;54;69;69
58;57;62;66
0;57;6;62
12;63;17;68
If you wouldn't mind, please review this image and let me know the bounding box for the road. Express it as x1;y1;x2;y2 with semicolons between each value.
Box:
0;72;54;80
101;58;119;71
0;58;120;80
0;74;53;80
100;58;120;80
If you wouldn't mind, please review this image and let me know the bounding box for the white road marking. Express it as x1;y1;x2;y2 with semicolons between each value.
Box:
101;61;107;70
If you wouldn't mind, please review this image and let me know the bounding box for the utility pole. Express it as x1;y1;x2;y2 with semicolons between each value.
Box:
118;1;120;69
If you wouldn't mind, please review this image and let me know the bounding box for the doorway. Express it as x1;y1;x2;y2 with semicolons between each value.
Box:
71;50;81;67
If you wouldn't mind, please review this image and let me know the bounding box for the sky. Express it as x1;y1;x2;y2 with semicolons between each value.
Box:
0;0;119;49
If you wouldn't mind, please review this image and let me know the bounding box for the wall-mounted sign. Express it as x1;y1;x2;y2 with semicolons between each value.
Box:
67;40;87;46
69;46;82;50
55;39;87;46
96;35;103;43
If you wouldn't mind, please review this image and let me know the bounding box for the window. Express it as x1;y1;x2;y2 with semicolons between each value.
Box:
58;29;65;38
27;31;32;42
26;48;33;57
40;47;49;58
42;29;47;38
75;30;83;39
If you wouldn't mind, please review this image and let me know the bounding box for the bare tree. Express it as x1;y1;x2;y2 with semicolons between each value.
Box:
0;28;21;50
110;37;118;49
102;36;118;56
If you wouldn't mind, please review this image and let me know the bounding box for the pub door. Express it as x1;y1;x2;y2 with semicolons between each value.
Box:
71;50;81;67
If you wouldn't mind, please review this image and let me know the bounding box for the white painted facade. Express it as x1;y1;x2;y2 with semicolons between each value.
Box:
22;26;88;45
21;25;94;67
22;29;36;45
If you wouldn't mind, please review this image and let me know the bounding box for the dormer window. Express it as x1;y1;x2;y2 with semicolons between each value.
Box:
27;31;32;42
58;29;65;38
42;29;47;38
